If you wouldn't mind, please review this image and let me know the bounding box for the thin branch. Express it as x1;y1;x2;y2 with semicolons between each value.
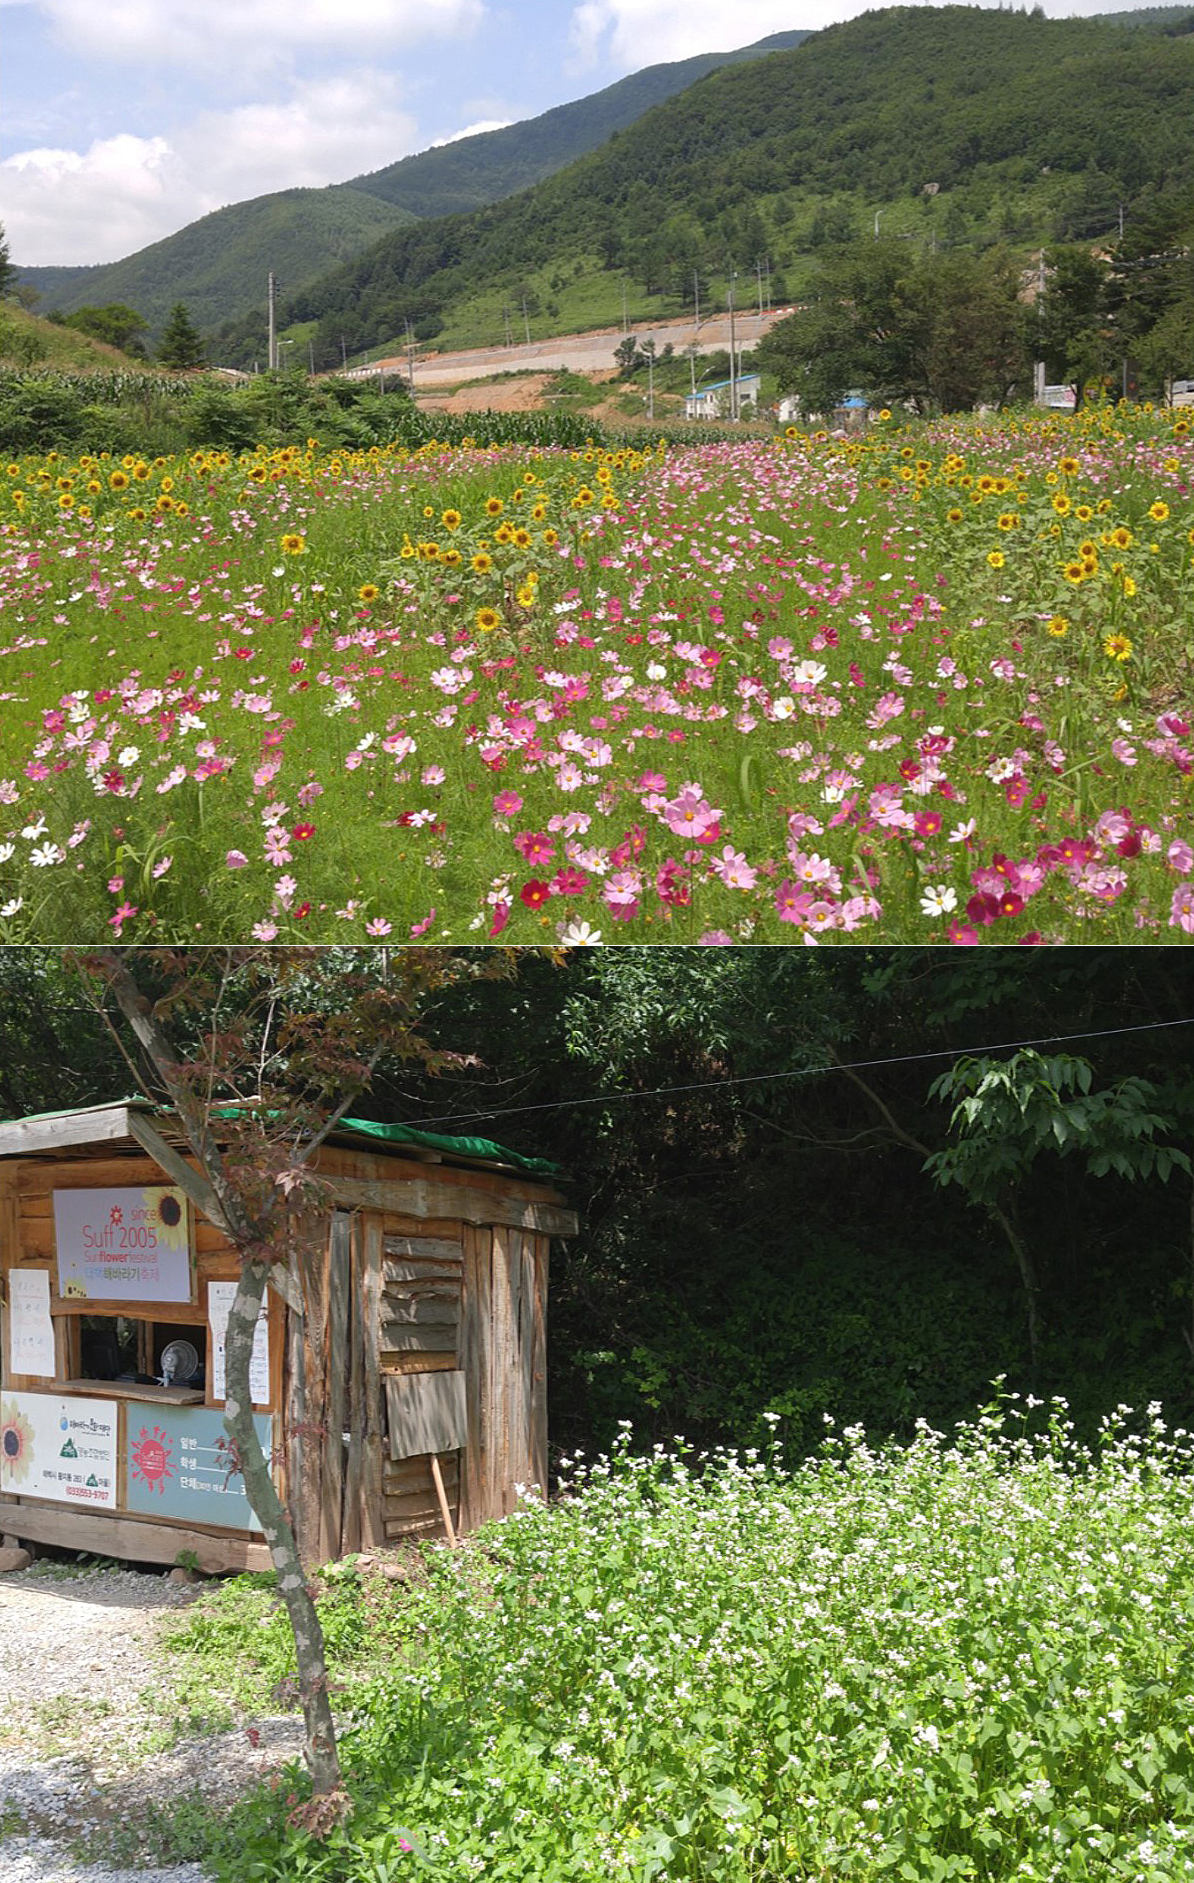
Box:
825;1043;934;1159
743;1111;896;1150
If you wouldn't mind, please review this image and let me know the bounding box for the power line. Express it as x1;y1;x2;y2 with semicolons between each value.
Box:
406;1014;1194;1133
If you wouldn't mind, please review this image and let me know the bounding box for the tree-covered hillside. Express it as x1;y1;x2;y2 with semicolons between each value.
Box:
215;5;1193;366
346;29;810;219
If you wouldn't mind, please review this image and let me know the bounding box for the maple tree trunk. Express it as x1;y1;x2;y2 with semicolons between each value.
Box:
224;1256;342;1798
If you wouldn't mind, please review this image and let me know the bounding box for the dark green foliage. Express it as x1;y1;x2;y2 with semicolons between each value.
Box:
0;222;16;299
59;302;150;356
758;241;1032;414
157;301;205;369
226;7;1194;368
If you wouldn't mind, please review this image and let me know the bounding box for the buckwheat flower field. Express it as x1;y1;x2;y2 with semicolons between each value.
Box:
1;403;1190;943
196;1399;1194;1881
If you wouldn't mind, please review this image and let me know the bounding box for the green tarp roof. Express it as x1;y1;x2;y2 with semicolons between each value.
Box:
0;1098;560;1179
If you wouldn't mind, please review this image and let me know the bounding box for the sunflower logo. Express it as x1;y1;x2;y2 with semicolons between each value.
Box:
156;1193;182;1230
1;1401;35;1487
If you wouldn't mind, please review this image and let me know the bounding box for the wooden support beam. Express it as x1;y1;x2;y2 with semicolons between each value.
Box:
123;1112;230;1234
3;1502;272;1573
330;1174;577;1238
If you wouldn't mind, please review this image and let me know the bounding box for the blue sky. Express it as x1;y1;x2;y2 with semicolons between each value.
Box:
0;0;1162;268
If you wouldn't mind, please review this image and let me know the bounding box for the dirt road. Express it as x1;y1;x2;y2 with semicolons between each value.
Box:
359;308;787;389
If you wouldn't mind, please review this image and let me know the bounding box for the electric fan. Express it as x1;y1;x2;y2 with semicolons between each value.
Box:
158;1338;200;1388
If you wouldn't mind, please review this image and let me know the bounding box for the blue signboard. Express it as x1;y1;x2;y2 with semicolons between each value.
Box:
124;1403;272;1531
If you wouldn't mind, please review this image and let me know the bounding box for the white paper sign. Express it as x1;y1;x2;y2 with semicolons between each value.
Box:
54;1186;192;1304
0;1391;117;1507
207;1282;270;1407
8;1270;55;1378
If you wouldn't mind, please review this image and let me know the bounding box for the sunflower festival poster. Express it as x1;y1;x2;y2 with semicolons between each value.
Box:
53;1186;192;1303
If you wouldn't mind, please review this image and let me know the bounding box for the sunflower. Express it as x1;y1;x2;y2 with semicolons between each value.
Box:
1148;500;1170;524
1046;615;1069;637
1102;633;1133;662
0;1401;35;1488
109;470;129;490
484;496;504;517
1058;456;1079;476
997;512;1019;532
986;550;1005;569
358;583;380;603
280;533;306;555
1063;562;1087;584
441;509;462;531
476;606;501;632
471;551;493;574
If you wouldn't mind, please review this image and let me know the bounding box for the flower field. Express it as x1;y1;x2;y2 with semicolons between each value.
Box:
1;403;1191;943
177;1400;1194;1882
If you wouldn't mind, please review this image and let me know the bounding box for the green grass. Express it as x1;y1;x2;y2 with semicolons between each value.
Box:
156;1394;1194;1881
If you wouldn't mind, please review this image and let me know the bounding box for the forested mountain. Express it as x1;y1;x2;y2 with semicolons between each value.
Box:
345;29;809;219
213;4;1194;366
13;29;809;337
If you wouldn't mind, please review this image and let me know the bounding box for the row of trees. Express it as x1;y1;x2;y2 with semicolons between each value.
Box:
46;298;207;368
757;204;1193;415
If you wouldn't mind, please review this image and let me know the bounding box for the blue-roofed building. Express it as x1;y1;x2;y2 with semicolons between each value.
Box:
685;373;761;419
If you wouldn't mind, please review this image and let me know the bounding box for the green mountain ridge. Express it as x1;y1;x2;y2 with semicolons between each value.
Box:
12;29;810;341
230;4;1193;368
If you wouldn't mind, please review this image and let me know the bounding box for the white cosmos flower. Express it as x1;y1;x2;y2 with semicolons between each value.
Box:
920;885;958;917
949;818;977;844
792;660;827;687
772;696;796;719
30;843;66;867
556;919;603;946
1;897;23;916
646;662;668;681
0;843;14;863
20;818;48;841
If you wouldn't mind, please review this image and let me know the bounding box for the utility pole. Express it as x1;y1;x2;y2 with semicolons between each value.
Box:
267;271;277;371
405;319;416;391
503;307;512;348
693;269;700;329
756;256;764;318
647;345;654;422
874;211;882;241
1033;249;1047;406
522;297;531;346
308;339;315;375
728;270;739;421
622;280;629;335
340;335;348;370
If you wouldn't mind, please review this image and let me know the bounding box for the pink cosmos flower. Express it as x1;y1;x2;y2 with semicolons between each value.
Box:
225;850;249;869
711;845;758;891
1167;839;1194;875
663;784;719;839
108;901;137;936
409;909;436;937
514;830;555;866
1169;883;1194;933
366;917;393;937
493;789;523;817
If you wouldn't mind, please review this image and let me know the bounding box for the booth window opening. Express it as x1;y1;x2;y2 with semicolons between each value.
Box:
73;1313;206;1391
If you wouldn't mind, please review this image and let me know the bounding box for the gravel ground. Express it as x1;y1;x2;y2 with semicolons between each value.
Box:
0;1565;305;1883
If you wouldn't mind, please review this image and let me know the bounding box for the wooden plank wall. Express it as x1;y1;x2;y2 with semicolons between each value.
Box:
459;1225;548;1533
374;1216;464;1542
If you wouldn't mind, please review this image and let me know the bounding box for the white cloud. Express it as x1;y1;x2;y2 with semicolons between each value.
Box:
569;0;820;67
21;0;485;69
2;71;422;264
428;118;513;147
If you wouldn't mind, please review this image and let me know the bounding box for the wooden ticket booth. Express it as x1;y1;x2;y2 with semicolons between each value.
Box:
0;1101;576;1572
